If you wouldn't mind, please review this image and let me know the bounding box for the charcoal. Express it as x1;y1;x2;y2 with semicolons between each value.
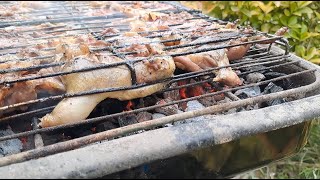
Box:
262;82;286;106
90;99;126;118
163;82;181;101
155;99;179;115
118;114;143;136
0;127;23;157
234;86;261;99
63;125;93;138
181;101;206;123
198;96;216;107
29;90;61;110
118;114;138;127
263;72;292;89
246;72;265;83
96;119;119;132
135;98;146;109
216;97;238;115
142;96;158;107
136;112;152;123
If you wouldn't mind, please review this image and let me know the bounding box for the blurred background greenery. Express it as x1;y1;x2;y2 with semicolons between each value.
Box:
181;1;320;179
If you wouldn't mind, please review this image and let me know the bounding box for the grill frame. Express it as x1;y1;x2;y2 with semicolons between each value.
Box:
0;47;319;178
0;1;319;177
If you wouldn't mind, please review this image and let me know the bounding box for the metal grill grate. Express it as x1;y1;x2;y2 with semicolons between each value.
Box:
0;1;318;167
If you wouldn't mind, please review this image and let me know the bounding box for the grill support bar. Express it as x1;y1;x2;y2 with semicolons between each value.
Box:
1;89;320;178
0;64;318;167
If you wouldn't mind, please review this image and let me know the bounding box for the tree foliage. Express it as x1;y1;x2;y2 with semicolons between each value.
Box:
181;1;320;63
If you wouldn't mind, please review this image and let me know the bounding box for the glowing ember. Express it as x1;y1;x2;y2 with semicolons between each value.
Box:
125;100;135;111
203;82;211;88
188;85;205;97
209;89;225;100
91;127;96;133
178;80;188;99
19;137;27;146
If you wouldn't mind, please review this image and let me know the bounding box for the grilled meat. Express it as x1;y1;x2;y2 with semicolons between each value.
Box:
172;37;242;87
174;49;242;87
0;1;288;127
39;52;175;127
0;62;65;116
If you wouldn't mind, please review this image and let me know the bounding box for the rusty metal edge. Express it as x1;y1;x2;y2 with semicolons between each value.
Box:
0;46;319;178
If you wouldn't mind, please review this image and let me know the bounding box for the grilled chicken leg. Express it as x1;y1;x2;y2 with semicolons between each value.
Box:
174;48;242;87
39;53;175;127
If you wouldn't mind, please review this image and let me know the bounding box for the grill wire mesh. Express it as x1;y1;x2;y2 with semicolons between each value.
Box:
0;1;317;166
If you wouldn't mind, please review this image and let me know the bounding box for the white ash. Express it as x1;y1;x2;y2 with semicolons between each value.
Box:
152;113;173;128
185;100;205;112
0;127;23;157
216;97;238;115
262;82;286;106
152;113;166;120
246;73;266;83
245;103;260;111
174;100;208;125
234;86;261;99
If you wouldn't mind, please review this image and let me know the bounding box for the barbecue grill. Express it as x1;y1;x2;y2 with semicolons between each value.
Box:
0;1;319;179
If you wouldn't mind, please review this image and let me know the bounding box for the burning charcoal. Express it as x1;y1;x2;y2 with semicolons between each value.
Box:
262;82;286;106
154;99;179;115
246;73;266;83
136;112;153;123
118;114;138;127
234;86;261;99
163;82;181;101
188;79;205;97
0;127;23;157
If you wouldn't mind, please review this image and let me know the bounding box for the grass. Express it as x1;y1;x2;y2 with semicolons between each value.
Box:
236;119;320;179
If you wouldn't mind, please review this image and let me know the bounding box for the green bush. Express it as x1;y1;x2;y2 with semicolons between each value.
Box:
183;1;320;63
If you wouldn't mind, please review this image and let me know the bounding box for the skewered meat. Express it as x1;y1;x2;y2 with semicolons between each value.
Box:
39;52;175;127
